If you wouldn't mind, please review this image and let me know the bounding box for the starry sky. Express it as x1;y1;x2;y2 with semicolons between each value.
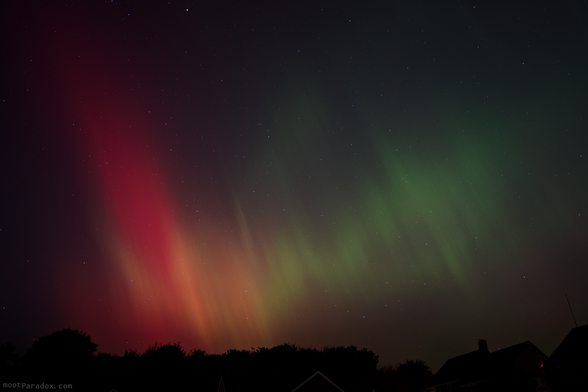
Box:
1;1;587;371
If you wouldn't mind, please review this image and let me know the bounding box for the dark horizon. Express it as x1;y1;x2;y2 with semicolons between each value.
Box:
4;322;583;373
3;322;584;371
0;328;433;391
1;1;587;374
3;326;583;391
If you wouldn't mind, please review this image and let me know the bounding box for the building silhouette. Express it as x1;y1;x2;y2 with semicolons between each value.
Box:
545;324;588;391
423;339;548;392
291;371;345;392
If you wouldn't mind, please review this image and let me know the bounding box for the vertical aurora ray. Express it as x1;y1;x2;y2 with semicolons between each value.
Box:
47;25;219;351
232;79;587;336
16;3;273;354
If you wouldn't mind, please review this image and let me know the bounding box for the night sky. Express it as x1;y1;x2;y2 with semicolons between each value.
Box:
1;1;587;372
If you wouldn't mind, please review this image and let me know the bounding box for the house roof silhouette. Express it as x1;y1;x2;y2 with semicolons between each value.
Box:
548;324;588;368
545;324;588;391
425;339;548;391
291;371;345;392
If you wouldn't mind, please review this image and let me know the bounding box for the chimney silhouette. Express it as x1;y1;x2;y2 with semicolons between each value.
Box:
478;339;489;353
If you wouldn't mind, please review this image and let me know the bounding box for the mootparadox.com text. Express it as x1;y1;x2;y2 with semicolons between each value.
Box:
2;383;73;390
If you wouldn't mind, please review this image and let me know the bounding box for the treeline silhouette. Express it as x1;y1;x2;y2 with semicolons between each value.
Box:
0;328;432;392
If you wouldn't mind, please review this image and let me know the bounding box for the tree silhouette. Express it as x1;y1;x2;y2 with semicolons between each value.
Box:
24;328;97;362
140;342;187;390
141;341;185;363
377;359;433;392
22;328;97;384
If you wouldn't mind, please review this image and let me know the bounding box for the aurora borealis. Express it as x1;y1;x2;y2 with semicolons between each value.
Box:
1;1;587;371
